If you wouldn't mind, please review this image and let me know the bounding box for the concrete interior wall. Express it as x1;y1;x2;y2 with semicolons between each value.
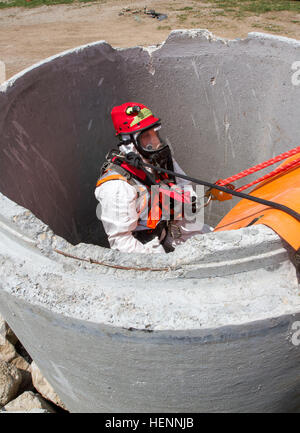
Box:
0;42;128;247
1;31;300;248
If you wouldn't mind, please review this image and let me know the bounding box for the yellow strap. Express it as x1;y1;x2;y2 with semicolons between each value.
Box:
96;174;128;188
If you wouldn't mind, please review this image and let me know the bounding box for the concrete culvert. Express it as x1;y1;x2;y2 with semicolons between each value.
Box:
0;30;300;413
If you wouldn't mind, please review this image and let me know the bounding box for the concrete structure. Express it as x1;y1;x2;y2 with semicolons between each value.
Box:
0;30;300;412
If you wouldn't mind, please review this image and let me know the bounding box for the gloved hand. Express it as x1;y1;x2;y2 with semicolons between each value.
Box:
125;152;144;169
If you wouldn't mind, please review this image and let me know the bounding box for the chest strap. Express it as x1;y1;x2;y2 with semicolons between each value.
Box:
96;162;136;187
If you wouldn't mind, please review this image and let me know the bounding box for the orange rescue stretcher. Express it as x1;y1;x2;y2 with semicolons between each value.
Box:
214;153;300;252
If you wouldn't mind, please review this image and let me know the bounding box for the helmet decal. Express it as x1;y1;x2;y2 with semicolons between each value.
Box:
130;108;153;128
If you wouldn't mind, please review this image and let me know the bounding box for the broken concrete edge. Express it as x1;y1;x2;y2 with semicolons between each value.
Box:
1;190;300;332
248;31;300;48
0;191;285;275
2;290;300;345
1;29;300;93
0;39;109;93
0;29;299;332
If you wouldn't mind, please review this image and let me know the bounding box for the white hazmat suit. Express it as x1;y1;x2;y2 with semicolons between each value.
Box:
95;143;212;254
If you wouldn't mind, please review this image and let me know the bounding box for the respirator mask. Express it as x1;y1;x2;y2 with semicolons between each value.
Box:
134;125;172;167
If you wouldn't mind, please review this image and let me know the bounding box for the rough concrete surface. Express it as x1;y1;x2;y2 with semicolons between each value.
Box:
0;30;299;412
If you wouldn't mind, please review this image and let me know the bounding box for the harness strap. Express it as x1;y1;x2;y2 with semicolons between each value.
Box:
96;164;163;232
96;163;140;191
96;174;128;187
96;158;191;231
112;156;156;187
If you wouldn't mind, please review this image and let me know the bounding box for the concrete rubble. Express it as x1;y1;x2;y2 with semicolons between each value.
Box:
3;391;55;413
31;361;67;410
0;360;22;406
0;30;299;412
0;313;67;412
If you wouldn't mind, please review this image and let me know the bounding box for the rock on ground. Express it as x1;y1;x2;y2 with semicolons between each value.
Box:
1;408;52;413
0;314;18;345
3;390;56;412
0;360;22;406
0;334;17;363
31;361;66;410
10;355;33;394
0;316;67;412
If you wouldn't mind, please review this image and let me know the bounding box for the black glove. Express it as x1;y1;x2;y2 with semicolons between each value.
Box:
125;152;144;169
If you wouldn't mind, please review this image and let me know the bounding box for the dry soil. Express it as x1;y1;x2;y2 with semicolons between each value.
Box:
0;0;300;79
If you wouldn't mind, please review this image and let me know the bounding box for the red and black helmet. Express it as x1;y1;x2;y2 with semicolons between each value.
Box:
111;102;160;136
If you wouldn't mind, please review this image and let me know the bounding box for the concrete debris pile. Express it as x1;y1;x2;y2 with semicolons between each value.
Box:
0;314;68;413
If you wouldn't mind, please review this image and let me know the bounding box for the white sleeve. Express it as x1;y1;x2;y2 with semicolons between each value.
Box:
95;180;166;254
172;158;192;187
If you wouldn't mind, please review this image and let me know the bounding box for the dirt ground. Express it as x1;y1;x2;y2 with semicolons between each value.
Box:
1;0;300;79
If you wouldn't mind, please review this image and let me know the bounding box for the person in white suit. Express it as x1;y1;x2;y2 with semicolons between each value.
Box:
95;102;212;254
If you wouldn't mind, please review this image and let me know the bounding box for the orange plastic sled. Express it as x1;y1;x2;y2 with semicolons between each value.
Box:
214;154;300;251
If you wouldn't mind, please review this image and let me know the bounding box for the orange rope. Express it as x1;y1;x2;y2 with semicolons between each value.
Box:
236;156;300;192
217;146;300;187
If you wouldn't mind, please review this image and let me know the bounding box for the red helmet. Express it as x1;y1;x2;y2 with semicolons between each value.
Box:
111;102;160;136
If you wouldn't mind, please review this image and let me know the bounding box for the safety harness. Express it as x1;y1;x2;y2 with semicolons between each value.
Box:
96;152;192;241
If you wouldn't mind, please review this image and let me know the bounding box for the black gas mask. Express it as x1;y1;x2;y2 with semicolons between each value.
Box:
133;124;173;170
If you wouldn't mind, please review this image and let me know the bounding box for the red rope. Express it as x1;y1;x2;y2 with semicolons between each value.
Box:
236;156;300;192
217;146;300;187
